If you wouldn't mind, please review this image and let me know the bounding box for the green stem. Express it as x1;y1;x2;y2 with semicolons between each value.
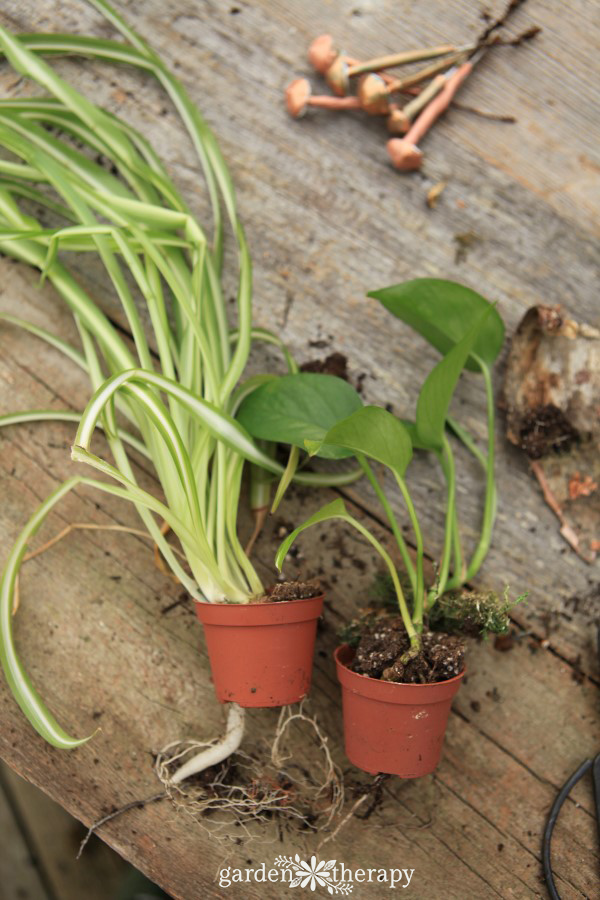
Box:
446;358;496;589
394;475;425;626
427;436;456;609
465;359;497;580
357;456;417;597
345;513;418;643
452;504;464;582
447;415;486;468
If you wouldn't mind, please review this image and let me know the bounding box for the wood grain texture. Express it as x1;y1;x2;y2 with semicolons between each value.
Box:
0;1;598;897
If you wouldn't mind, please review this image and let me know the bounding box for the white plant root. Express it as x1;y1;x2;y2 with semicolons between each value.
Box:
161;702;246;785
154;702;344;845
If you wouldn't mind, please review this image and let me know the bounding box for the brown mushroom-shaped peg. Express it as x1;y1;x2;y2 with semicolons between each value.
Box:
285;77;360;118
307;34;338;74
285;77;312;118
387;61;474;171
358;73;392;115
325;55;350;95
387;74;447;134
386;138;424;171
326;43;460;96
387;106;410;134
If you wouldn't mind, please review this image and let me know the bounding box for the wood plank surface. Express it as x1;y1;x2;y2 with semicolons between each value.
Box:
0;1;598;898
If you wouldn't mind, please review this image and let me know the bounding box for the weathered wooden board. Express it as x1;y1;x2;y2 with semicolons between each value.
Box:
0;412;598;898
0;1;598;898
1;0;598;672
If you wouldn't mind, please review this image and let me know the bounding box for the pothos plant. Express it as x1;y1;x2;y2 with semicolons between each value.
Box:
246;279;516;668
0;0;364;774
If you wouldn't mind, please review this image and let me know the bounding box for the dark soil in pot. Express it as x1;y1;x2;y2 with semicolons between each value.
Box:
352;616;465;684
259;581;321;603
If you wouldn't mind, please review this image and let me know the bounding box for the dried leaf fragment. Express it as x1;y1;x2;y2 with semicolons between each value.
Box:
426;180;447;209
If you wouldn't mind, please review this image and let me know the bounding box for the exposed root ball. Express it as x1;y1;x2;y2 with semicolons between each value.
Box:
154;704;343;844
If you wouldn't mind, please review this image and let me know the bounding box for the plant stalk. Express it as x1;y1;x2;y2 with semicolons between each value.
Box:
394;475;425;626
358;455;417;596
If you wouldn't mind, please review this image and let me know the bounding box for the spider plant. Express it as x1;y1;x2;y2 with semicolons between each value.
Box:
0;1;362;752
271;284;505;655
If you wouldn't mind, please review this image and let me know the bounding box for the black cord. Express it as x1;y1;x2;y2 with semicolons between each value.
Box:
593;754;600;849
542;758;594;900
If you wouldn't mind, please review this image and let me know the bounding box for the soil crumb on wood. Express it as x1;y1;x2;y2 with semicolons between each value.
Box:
300;352;349;380
261;581;320;603
352;617;465;684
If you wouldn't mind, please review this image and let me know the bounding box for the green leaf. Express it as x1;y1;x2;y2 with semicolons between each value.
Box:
0;477;96;748
271;445;299;514
369;278;504;370
416;306;494;450
398;418;432;452
311;406;413;476
75;369;285;475
236;373;363;460
275;498;349;569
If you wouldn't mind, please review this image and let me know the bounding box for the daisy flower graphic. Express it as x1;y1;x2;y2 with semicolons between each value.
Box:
291;855;335;891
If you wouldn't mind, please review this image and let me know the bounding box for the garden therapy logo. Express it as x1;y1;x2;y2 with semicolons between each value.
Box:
218;855;415;890
275;855;352;893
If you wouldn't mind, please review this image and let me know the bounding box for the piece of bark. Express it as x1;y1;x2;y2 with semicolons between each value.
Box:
503;305;600;561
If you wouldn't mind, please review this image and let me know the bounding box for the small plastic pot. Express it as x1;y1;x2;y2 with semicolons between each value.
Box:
334;644;464;777
196;595;324;707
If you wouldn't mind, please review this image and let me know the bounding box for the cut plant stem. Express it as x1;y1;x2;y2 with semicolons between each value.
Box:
326;43;459;95
387;61;474;170
285;78;360;118
169;703;246;785
349;44;458;76
359;47;472;114
387;47;473;92
308;34;396;84
387;74;446;134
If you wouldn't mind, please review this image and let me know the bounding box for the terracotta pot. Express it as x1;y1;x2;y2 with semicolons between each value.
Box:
334;644;464;777
196;595;324;707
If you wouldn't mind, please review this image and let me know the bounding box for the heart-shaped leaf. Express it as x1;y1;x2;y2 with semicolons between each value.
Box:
369;278;504;370
308;406;413;477
416;305;494;450
236;373;363;459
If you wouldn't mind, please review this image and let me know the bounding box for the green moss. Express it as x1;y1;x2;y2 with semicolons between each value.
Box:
340;572;528;643
429;587;528;638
